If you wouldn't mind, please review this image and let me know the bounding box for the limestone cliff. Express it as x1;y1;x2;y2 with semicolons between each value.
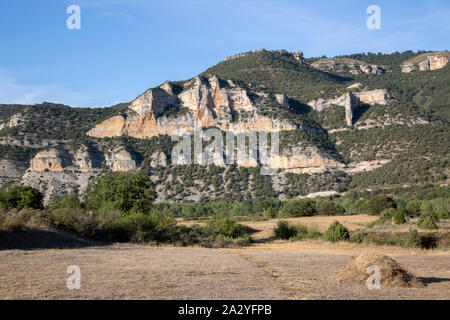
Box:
88;75;297;139
20;146;136;204
105;148;137;172
307;89;391;126
401;51;450;73
311;58;386;75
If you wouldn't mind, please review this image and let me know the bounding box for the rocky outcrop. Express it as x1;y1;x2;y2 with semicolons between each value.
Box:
22;146;104;204
0;113;28;131
311;58;386;75
105;148;137;172
0;159;27;187
150;152;168;168
307;89;391;126
88;75;297;139
269;146;344;172
28;149;72;172
401;52;450;73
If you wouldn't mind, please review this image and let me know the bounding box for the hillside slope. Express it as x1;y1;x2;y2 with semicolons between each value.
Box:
0;49;448;203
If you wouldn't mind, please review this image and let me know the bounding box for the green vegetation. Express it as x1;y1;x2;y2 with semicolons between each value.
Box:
324;221;350;242
202;50;351;102
273;220;298;240
0;186;43;210
417;211;439;230
377;208;406;225
85;172;156;214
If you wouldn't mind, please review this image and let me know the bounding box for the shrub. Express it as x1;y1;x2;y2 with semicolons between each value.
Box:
274;220;298;240
417;211;439;229
262;207;277;218
393;210;407;224
324;221;350;242
406;200;421;216
216;217;243;238
315;201;345;216
50;195;82;209
350;229;367;244
0;209;35;231
86;172;156;214
366;195;397;215
0;186;43;210
378;208;406;225
406;228;421;248
105;211;177;242
387;236;404;247
279;199;316;217
378;208;394;224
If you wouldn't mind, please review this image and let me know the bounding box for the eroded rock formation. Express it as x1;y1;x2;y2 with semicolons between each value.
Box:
307;89;391;126
311;58;386;75
401;52;450;73
88;75;297;139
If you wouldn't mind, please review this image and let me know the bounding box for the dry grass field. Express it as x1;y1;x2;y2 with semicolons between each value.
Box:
1;215;449;300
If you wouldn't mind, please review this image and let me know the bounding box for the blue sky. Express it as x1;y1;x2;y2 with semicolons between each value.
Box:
1;0;449;107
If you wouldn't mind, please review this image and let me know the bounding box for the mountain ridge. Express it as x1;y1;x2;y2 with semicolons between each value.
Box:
0;49;448;203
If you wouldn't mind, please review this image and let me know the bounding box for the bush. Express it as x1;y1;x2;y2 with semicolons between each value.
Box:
324;221;350;242
406;228;421;248
106;211;177;242
262;207;277;218
279;199;316;217
86;172;156;214
50;195;82;209
350;229;367;244
0;209;36;232
315;201;345;216
378;208;395;224
421;198;449;220
378;208;406;225
366;195;397;215
0;186;43;210
406;200;421;216
45;209;98;237
393;210;407;224
417;211;439;229
216;217;243;238
274;220;298;240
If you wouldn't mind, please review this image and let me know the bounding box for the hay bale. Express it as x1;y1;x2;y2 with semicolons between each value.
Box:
335;252;424;288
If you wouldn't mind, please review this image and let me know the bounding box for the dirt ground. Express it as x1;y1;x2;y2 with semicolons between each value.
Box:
0;242;449;300
1;215;449;300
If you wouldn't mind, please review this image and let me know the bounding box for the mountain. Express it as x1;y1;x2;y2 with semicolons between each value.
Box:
0;49;449;204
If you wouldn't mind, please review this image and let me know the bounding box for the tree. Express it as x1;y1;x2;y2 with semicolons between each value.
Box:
324;221;350;242
315;201;345;216
0;186;43;210
86;172;156;214
366;195;396;215
279;199;316;217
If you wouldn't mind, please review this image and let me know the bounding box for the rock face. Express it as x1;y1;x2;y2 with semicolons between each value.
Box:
105;148;137;172
28;149;72;172
20;146;135;204
88;75;297;139
308;89;391;126
150;152;168;168
0;159;27;186
401;52;450;73
311;58;386;75
0;113;28;130
269;146;344;173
